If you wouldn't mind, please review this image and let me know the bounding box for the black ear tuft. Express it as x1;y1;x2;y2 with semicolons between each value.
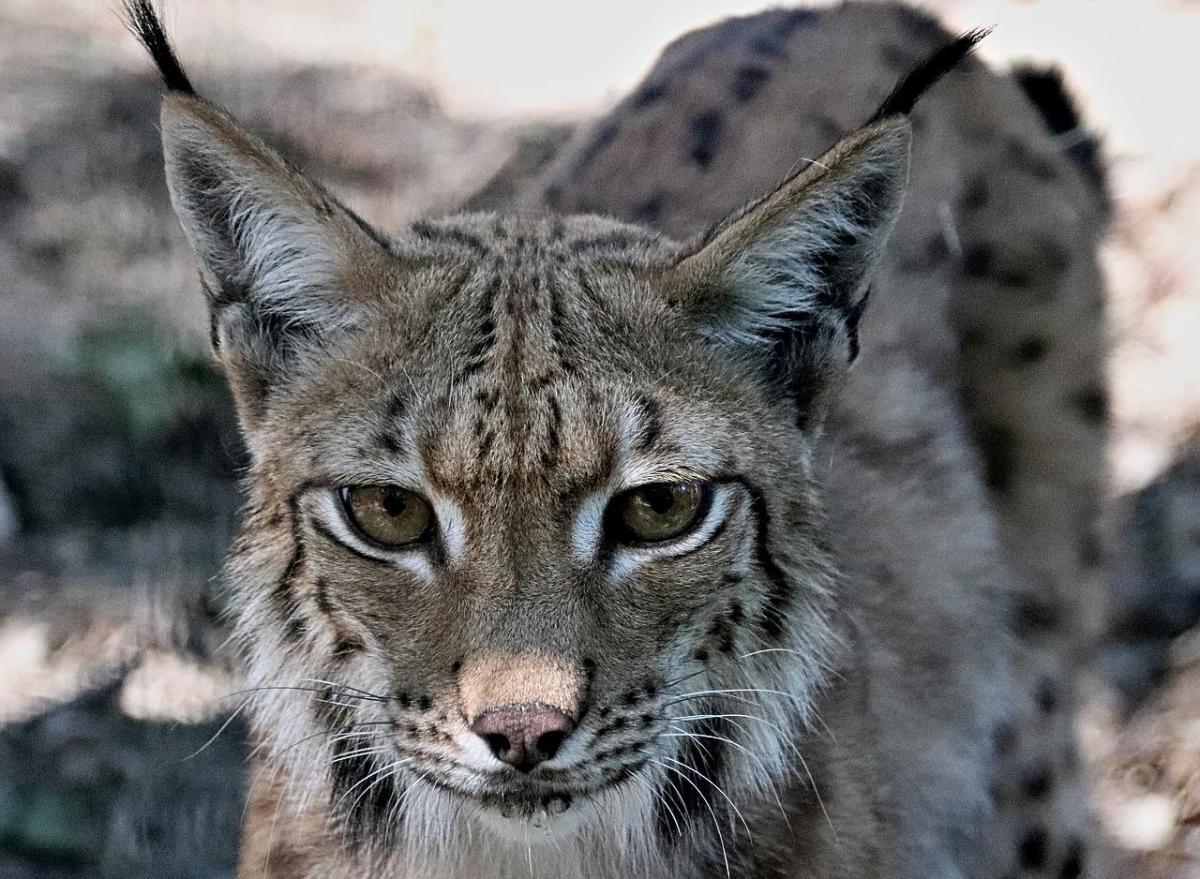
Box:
868;27;991;122
123;0;196;95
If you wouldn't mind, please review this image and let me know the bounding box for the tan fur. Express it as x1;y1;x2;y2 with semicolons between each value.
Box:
457;652;584;722
134;3;1108;878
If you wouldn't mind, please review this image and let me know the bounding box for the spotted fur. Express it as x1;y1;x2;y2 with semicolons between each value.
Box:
127;2;1107;878
528;5;1110;878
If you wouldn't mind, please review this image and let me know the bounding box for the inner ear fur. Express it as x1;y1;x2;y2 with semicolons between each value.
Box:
660;118;912;424
159;93;395;421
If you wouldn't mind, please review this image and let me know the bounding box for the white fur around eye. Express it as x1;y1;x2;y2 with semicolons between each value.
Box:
435;495;468;565
606;485;733;581
571;491;609;564
310;490;435;581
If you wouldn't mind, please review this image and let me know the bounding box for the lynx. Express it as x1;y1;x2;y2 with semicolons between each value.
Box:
125;1;1108;877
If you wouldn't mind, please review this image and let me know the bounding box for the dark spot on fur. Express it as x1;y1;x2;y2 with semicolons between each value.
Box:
732;65;771;102
576;122;619;171
273;497;309;646
611;717;627;732
1022;765;1054;800
1058;839;1085;879
633;81;667;108
978;423;1016;492
281;604;306;643
377;431;402;454
993;721;1017;756
961;243;995;278
959;176;989;212
694;647;710;663
450;661;462;674
1012;336;1049;365
776;9;817;37
1071;386;1109;425
723;478;794;640
331;633;364;657
719;629;735;654
397;692;411;709
542;394;563;470
633;192;666;224
989;240;1071;293
688;111;723;168
749;34;788;59
728;602;744;625
1014;593;1063;635
1018;827;1049;870
633;393;664;451
477;428;495;461
1036;678;1060;714
411;220;487;255
926;234;951;265
313;578;335;615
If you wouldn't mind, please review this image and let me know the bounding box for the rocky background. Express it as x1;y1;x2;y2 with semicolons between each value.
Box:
1;0;1198;876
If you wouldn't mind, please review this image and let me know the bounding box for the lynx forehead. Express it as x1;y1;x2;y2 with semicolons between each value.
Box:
126;1;1108;877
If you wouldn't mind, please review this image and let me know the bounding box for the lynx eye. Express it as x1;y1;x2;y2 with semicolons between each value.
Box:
608;482;710;544
340;486;434;547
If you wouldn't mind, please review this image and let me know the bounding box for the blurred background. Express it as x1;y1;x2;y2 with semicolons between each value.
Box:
0;0;1198;876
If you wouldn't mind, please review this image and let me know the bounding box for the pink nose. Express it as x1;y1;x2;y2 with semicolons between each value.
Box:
470;703;576;772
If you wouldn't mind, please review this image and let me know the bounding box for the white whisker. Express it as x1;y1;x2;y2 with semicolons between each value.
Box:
649;759;731;879
659;754;752;840
663;727;791;831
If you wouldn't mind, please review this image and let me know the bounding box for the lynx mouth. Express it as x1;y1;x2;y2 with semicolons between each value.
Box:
432;758;649;826
476;791;576;823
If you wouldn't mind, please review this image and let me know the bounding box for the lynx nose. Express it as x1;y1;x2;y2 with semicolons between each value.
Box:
471;703;576;772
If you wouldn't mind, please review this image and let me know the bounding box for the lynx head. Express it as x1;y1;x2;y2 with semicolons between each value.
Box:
126;2;933;873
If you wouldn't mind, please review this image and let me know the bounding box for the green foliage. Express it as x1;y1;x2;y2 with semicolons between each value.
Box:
57;311;227;445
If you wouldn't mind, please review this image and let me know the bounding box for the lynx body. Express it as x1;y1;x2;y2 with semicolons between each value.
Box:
125;2;1108;877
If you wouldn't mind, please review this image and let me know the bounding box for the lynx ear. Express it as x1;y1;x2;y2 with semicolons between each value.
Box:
160;94;392;418
125;0;392;422
666;118;911;427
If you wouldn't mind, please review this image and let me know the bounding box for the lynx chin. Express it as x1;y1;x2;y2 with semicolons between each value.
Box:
126;1;1109;877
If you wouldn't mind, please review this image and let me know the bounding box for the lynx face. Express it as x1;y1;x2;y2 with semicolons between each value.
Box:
141;16;910;865
240;216;841;847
